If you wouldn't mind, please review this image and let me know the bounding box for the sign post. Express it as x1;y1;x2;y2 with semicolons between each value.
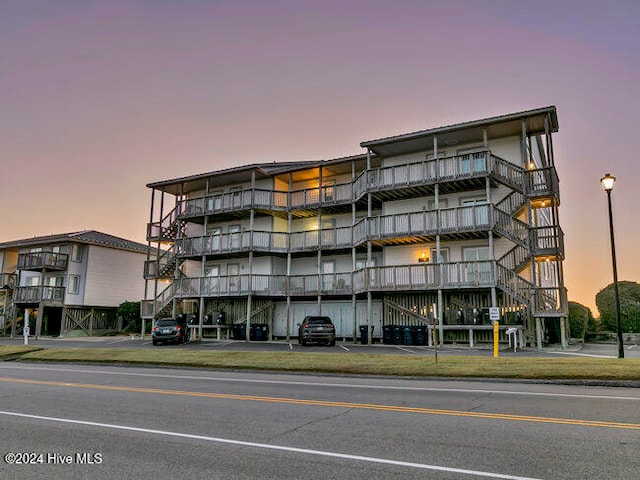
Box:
489;307;500;358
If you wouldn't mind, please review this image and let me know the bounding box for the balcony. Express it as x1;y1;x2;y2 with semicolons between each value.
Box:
356;151;509;199
1;273;17;289
289;227;353;252
13;286;65;305
176;231;288;257
289;182;353;211
525;167;560;201
532;287;568;316
173;275;287;298
178;189;288;220
530;225;564;258
363;261;495;292
18;252;68;271
169;204;526;259
147;207;180;242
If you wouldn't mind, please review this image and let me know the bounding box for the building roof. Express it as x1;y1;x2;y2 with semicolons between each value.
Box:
361;106;558;157
0;230;148;253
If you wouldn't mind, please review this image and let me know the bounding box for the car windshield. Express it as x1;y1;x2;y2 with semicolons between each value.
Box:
156;320;177;327
306;317;331;325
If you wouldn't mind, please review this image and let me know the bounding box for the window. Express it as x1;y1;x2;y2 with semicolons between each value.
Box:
228;225;241;249
426;199;448;210
430;248;449;263
69;275;80;294
462;246;491;284
321;261;335;291
71;244;83;262
461;197;489;226
322;180;336;202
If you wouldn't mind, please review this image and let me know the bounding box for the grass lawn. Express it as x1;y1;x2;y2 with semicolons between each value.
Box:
0;345;45;358
2;346;639;381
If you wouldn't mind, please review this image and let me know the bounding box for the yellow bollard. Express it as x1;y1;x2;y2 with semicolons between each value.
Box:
493;321;499;358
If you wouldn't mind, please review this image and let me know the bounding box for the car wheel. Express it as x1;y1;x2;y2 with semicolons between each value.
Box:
152;339;158;346
301;338;306;346
329;340;336;346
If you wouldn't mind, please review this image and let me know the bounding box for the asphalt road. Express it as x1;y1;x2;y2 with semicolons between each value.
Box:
1;335;639;358
0;363;638;479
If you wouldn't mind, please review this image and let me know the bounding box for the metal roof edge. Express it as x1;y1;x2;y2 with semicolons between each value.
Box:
360;106;558;148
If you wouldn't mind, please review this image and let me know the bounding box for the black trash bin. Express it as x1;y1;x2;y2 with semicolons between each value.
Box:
402;326;413;346
412;325;427;346
251;323;269;341
232;323;246;340
382;325;394;345
359;325;373;344
393;326;403;345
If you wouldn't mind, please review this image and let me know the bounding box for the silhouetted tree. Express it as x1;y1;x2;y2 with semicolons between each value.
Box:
595;281;640;333
567;301;595;339
117;301;141;332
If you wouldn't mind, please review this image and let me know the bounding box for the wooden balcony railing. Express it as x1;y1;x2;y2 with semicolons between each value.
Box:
532;287;568;316
144;261;565;317
166;203;529;262
176;231;287;257
14;286;65;304
525;167;560;200
18;252;68;271
289;182;352;209
530;225;564;256
147;206;180;242
144;249;176;279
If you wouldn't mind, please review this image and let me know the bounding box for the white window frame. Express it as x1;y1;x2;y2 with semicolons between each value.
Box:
69;275;80;294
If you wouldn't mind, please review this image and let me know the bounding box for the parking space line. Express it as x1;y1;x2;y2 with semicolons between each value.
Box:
394;346;416;354
339;345;350;352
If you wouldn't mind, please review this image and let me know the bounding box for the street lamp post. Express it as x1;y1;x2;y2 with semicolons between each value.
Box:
600;173;624;359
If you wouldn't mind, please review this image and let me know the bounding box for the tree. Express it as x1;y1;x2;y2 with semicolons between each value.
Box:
567;301;595;339
117;301;141;332
595;281;640;333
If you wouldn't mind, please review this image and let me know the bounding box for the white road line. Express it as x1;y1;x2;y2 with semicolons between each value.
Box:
142;341;152;345
0;410;544;480
547;352;616;359
339;345;350;352
628;345;637;350
108;338;132;344
2;365;638;401
394;346;416;354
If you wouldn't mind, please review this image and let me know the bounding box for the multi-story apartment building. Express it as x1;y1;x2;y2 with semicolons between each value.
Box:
0;231;147;338
142;106;567;348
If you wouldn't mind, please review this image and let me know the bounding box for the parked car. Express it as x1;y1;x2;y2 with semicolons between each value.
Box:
298;316;336;346
152;317;190;345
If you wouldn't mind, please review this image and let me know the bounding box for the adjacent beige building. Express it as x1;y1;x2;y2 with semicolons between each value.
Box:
0;231;147;337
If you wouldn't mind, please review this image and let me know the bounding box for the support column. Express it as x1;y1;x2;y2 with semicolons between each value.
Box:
245;294;252;343
560;317;567;349
536;317;543;351
366;150;373;346
286;173;293;341
367;291;372;346
35;304;44;339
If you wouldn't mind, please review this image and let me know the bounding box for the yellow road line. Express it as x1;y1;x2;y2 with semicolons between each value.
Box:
1;376;638;431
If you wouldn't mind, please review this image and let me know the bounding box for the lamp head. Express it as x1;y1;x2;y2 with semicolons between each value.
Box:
601;173;616;192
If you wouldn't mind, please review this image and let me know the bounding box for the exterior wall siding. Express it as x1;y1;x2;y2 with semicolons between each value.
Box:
83;246;146;307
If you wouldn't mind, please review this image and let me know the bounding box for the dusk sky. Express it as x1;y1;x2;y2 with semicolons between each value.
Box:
2;0;639;313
